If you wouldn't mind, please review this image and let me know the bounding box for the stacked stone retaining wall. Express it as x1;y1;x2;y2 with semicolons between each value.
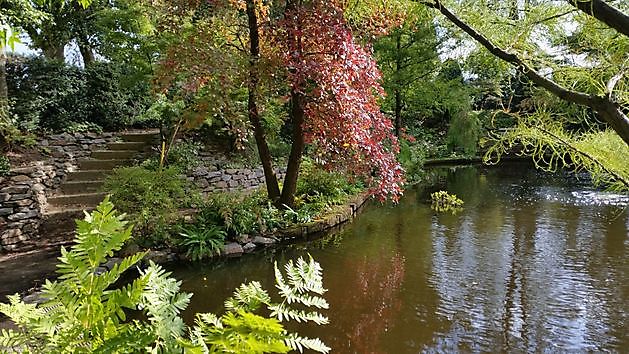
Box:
1;133;121;251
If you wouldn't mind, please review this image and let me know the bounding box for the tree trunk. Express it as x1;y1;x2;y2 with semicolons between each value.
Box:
245;0;281;202
278;0;305;209
42;44;66;61
279;91;306;209
424;0;629;146
79;42;95;66
0;45;9;130
394;33;402;137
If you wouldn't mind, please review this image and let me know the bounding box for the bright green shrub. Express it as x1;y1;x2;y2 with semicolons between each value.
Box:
102;166;195;241
0;155;9;176
179;222;226;261
202;191;283;236
446;111;482;156
430;190;464;214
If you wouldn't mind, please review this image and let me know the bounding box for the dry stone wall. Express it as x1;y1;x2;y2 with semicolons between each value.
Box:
0;133;119;252
1;133;285;252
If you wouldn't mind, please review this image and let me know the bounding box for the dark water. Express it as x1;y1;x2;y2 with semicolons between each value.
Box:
170;163;628;353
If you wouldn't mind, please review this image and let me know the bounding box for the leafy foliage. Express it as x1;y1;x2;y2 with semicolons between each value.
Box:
0;198;330;353
186;255;330;354
484;113;629;191
0;197;190;353
6;56;150;132
0;154;9;176
179;223;226;261
102;166;196;240
430;190;464;214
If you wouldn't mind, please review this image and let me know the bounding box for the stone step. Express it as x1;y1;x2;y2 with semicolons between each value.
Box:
41;207;91;238
78;159;133;170
120;131;159;143
91;150;138;160
47;192;108;208
107;141;147;151
59;180;104;194
66;170;111;182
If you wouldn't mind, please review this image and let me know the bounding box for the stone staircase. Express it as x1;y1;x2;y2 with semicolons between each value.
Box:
40;130;159;235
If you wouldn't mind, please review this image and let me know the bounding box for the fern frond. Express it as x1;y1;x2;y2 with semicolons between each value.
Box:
284;333;331;354
224;281;271;312
268;303;329;325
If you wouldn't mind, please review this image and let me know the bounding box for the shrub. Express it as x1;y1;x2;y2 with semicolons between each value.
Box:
0;155;10;176
430;190;464;214
6;56;150;132
179;223;226;261
102;166;195;241
202;191;282;236
398;139;427;184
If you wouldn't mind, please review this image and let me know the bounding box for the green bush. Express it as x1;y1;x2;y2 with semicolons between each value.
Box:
179;222;226;261
102;166;195;242
201;191;284;237
398;140;427;184
0;155;10;176
295;160;362;214
6;56;150;132
0;198;330;353
446;111;482;156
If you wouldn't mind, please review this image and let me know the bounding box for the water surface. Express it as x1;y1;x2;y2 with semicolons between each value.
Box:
171;163;628;353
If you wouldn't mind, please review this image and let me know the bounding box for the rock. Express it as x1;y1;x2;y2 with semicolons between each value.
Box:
1;229;22;241
252;236;276;246
94;267;108;275
195;179;210;189
193;167;209;177
0;193;9;202
103;258;123;270
222;242;243;256
8;199;33;207
1;185;29;194
23;291;46;304
215;181;228;189
0;208;13;216
145;249;175;264
225;169;238;175
235;234;251;244
32;183;46;193
8;210;39;221
11;175;31;183
10;193;31;201
243;242;256;253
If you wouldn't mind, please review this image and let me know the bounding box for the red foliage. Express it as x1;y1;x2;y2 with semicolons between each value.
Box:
278;2;404;201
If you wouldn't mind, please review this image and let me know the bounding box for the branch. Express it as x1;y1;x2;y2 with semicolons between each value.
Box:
420;0;629;146
567;0;629;37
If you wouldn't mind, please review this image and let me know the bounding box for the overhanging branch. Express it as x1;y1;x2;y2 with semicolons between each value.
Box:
420;0;629;146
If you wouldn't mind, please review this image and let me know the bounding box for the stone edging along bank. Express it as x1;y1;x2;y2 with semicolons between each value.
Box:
141;192;372;263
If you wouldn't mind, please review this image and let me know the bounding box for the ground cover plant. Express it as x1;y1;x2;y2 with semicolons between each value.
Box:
0;198;330;353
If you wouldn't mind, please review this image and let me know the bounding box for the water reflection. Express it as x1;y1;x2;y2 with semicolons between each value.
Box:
171;163;628;353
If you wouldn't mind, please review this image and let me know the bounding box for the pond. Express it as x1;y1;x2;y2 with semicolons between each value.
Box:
170;162;628;353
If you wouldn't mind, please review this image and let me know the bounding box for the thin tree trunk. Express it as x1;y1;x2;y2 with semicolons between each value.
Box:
279;91;306;209
423;0;629;146
0;45;9;129
42;44;66;61
79;42;95;66
279;0;306;209
245;0;281;202
394;33;402;137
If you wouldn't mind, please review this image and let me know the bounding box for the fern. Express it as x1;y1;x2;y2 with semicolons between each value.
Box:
189;255;330;353
0;197;189;353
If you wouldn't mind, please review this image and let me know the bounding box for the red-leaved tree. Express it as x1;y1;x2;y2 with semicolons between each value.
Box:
276;0;404;204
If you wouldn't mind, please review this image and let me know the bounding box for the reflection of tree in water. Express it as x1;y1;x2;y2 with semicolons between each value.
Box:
333;250;406;353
